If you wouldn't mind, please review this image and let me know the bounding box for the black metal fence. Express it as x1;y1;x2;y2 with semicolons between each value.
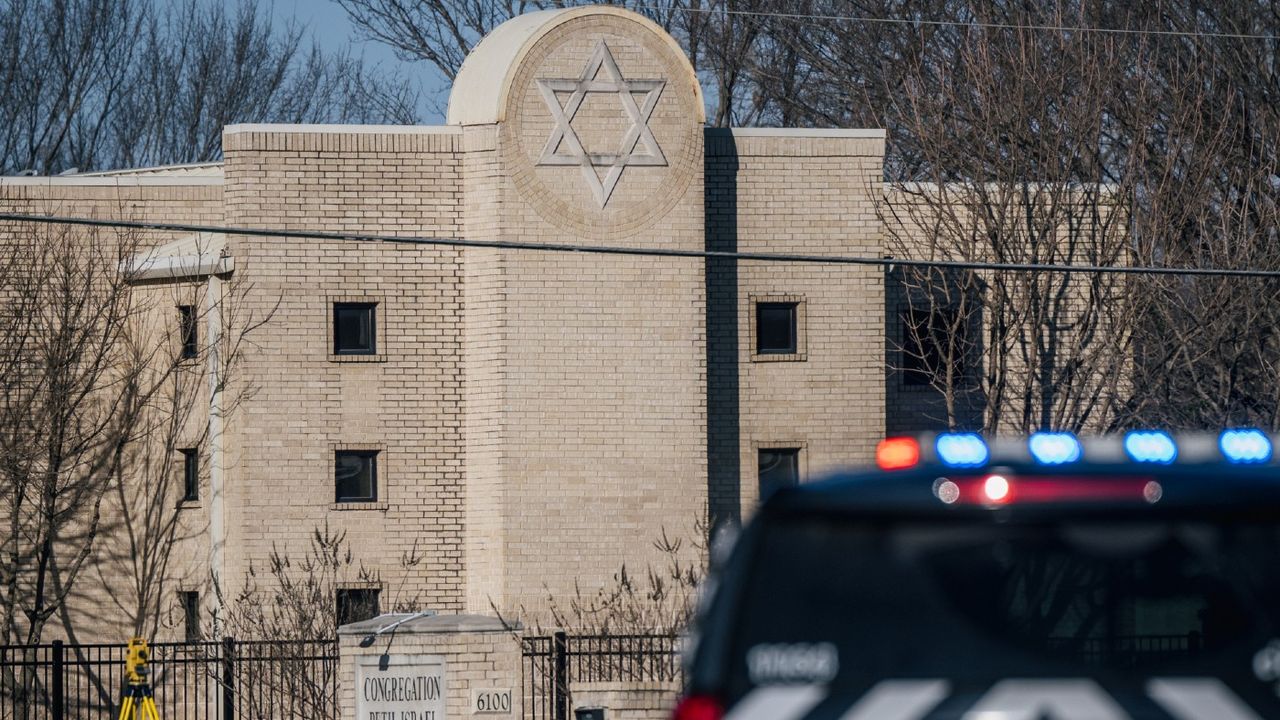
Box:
2;632;677;719
0;638;337;720
522;633;683;720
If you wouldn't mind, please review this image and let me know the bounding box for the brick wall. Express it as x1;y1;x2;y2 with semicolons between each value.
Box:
221;126;469;613
0;175;224;641
707;130;887;517
0;6;914;643
478;11;710;617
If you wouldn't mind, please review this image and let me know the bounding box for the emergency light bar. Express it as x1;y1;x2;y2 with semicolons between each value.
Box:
876;429;1280;471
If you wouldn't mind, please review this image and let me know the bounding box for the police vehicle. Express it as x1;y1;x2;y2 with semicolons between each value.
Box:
676;430;1280;719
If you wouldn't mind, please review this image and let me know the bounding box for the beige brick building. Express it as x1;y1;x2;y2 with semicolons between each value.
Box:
0;6;917;640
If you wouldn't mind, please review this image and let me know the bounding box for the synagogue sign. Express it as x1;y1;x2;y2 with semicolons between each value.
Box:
356;654;447;720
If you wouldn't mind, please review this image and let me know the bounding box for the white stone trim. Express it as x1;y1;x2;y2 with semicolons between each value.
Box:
126;255;233;281
0;175;222;186
447;6;706;125
77;162;224;177
890;180;1120;194
122;232;234;281
224;123;461;135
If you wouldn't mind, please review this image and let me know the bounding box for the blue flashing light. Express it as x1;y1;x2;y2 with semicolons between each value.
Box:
1028;432;1082;465
1219;429;1273;464
936;433;990;468
1124;430;1177;464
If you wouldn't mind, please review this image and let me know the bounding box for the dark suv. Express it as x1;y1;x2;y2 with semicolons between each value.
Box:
676;431;1280;719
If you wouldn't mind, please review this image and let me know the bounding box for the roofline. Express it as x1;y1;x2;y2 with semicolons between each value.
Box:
720;128;885;139
890;180;1122;194
0;175;222;187
447;6;706;126
77;162;224;178
224;123;461;136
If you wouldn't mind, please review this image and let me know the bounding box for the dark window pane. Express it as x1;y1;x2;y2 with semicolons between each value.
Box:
335;450;377;502
902;306;962;386
179;306;197;359
334;303;376;354
181;591;199;641
757;303;797;354
337;588;380;626
181;448;198;502
758;448;800;500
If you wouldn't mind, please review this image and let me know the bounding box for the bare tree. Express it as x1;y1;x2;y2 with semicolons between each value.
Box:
779;0;1280;432
110;0;420;169
874;8;1141;433
0;0;144;175
0;220;260;715
503;511;708;636
88;264;272;644
209;525;423;719
0;0;420;174
1112;3;1280;430
0;221;155;647
334;0;796;125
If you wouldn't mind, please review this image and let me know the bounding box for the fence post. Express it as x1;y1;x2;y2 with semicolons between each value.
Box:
553;632;568;720
221;636;235;720
51;640;63;720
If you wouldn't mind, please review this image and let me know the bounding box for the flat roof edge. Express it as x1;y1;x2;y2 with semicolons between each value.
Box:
890;181;1122;193
0;176;223;187
715;128;886;139
224;123;462;135
78;162;224;178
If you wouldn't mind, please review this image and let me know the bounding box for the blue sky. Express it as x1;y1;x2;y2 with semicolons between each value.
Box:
238;0;449;122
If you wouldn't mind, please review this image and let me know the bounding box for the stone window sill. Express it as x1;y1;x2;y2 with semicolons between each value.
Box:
328;353;386;364
752;352;808;363
330;501;389;511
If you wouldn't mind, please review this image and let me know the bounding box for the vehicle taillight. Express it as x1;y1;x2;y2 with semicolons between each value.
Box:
983;474;1011;503
671;695;723;720
934;475;1156;505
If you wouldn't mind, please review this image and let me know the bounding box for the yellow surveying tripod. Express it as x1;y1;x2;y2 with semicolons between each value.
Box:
117;637;161;720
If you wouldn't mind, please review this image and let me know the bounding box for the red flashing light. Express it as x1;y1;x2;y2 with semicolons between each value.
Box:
877;437;920;470
983;474;1011;503
939;475;1155;505
671;695;723;720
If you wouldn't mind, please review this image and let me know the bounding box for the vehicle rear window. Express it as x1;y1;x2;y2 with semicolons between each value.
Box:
728;516;1280;694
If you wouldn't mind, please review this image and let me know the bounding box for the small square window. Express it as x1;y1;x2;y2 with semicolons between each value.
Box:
333;303;376;355
756;302;797;354
902;306;963;386
180;448;199;502
336;588;380;626
180;591;200;641
759;448;800;500
178;306;198;359
335;450;377;502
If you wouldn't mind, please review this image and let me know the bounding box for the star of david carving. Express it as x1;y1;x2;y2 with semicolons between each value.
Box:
536;40;667;208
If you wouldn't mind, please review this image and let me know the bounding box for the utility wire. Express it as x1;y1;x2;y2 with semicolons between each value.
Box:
2;212;1278;279
632;4;1280;42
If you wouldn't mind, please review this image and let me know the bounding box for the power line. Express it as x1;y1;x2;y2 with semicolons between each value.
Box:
632;3;1280;42
2;212;1277;279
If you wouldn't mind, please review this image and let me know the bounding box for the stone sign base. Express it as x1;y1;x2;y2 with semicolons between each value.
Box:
340;614;522;720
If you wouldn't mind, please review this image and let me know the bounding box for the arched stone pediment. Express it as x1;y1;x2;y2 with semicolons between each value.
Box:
449;6;704;237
